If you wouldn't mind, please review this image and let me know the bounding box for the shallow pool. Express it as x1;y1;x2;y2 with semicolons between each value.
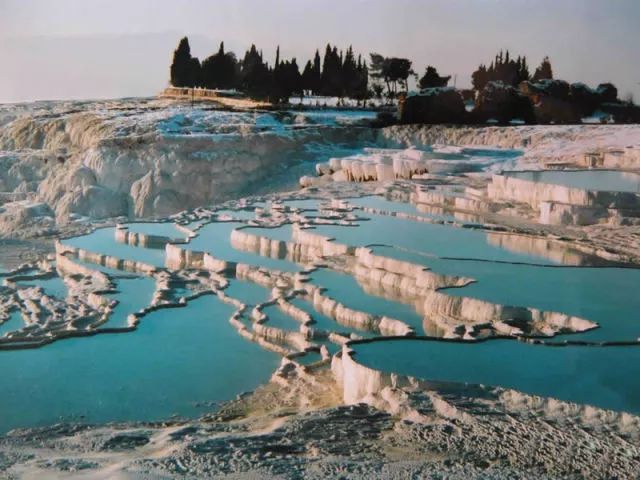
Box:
309;268;423;331
240;225;294;242
262;304;302;331
435;260;640;342
215;209;257;221
505;170;640;193
101;276;156;328
62;227;166;268
189;222;302;272
348;196;457;223
124;222;188;238
289;297;373;337
0;311;23;338
368;245;640;342
353;338;640;414
223;279;271;307
17;276;68;299
315;216;563;265
0;294;279;433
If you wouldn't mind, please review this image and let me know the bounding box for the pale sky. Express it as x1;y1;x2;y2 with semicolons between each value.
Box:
0;0;639;103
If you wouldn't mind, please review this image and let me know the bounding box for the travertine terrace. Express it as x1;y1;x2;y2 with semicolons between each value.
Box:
1;100;640;478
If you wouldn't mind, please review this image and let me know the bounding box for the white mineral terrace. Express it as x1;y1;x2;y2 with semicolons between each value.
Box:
0;183;626;358
2;103;640;477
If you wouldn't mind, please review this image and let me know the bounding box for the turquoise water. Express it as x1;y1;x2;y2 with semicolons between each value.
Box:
348;196;457;223
279;199;323;210
368;245;640;342
294;350;323;366
17;276;68;299
189;222;301;272
101;277;156;328
62;227;166;267
124;222;187;238
0;311;23;337
70;258;143;277
215;209;257;221
223;279;271;307
5;191;639;431
353;338;640;414
0;294;279;433
262;304;302;331
308;268;423;331
315;216;560;265
240;225;294;242
506;170;640;193
434;260;640;342
289;297;372;336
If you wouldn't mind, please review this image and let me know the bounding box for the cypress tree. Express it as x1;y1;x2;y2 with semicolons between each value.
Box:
312;49;322;94
532;56;553;82
170;37;199;87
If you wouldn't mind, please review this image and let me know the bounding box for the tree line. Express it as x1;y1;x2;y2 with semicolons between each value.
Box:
471;50;553;91
170;37;369;103
170;37;626;108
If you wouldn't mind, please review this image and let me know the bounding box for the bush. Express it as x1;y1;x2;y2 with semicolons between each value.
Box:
400;88;467;124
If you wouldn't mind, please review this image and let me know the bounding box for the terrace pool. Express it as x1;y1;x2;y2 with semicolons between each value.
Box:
0;294;279;433
188;222;302;272
505;170;640;193
352;338;640;414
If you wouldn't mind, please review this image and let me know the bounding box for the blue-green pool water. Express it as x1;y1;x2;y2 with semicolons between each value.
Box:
62;227;166;268
17;276;68;299
348;196;457;223
505;170;640;193
0;294;279;433
188;222;301;272
352;338;640;414
101;276;156;328
124;222;187;238
313;216;563;264
309;268;423;331
215;209;257;221
262;304;302;331
368;245;640;342
289;297;372;336
223;279;271;307
240;225;294;242
0;311;23;338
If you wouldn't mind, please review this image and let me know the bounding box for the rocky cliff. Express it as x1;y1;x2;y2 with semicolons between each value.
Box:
0;98;375;237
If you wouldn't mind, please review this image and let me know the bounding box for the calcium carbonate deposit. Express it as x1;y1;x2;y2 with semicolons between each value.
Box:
2;98;640;479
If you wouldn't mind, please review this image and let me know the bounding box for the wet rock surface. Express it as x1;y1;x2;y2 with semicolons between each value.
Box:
1;101;640;478
2;377;638;479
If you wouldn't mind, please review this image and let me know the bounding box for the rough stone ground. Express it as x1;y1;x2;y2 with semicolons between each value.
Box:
1;369;638;479
2;117;640;478
0;239;54;270
1;178;640;478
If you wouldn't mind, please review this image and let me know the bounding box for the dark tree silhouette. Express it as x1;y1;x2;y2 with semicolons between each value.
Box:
418;66;451;89
532;56;553;82
170;37;200;87
597;83;618;103
170;38;372;102
369;53;413;97
321;45;344;96
312;50;322;94
471;50;531;91
239;44;271;98
472;64;489;91
201;42;238;89
353;55;369;102
272;55;303;103
301;51;322;95
301;60;315;94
